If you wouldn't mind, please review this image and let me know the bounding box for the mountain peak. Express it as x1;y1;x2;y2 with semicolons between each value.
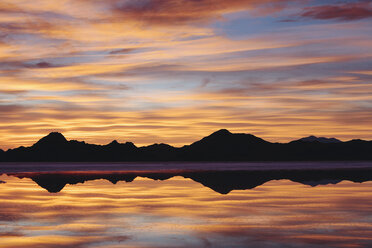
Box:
108;140;119;145
34;132;68;147
190;129;268;149
298;136;341;143
210;129;232;136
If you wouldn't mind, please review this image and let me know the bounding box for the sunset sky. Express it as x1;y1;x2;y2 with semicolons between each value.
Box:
0;0;371;149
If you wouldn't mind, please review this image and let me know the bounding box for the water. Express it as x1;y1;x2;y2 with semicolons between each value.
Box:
0;163;372;247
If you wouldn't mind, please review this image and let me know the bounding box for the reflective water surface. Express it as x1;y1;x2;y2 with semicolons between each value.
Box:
1;171;372;248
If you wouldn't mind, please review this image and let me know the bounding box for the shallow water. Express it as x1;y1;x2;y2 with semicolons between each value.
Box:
1;169;372;248
0;161;372;173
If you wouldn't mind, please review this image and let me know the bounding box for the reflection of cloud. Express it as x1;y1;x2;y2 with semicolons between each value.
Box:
1;175;372;248
0;235;130;248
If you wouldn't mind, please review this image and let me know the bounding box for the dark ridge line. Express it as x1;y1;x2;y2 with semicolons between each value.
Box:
1;129;372;162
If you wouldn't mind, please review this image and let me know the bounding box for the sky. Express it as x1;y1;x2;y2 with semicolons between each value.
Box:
0;0;371;149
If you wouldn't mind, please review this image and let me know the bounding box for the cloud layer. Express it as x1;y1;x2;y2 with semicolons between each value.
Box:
0;0;371;149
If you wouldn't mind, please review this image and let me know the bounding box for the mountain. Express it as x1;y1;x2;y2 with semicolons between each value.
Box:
182;129;270;160
295;135;341;143
33;132;68;147
189;129;268;147
1;129;372;161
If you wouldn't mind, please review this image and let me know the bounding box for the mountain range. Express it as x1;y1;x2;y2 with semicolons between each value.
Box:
0;129;371;161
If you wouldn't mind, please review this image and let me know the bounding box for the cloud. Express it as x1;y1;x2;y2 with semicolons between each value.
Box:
109;48;137;55
0;0;371;150
0;89;26;95
0;104;27;113
301;2;372;21
22;61;62;69
108;0;292;25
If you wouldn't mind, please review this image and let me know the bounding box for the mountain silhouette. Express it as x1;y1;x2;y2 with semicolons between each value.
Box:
9;167;372;194
33;132;68;147
181;129;270;160
1;129;372;161
295;135;341;143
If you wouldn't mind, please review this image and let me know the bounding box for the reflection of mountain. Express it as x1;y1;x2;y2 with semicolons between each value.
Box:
1;129;372;161
10;168;372;194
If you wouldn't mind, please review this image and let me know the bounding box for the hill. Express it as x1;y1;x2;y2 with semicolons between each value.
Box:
0;129;371;161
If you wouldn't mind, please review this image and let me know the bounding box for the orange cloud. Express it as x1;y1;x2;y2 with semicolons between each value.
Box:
106;0;291;25
0;0;371;149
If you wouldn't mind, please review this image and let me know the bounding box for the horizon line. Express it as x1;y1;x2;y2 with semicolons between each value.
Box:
2;128;369;151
